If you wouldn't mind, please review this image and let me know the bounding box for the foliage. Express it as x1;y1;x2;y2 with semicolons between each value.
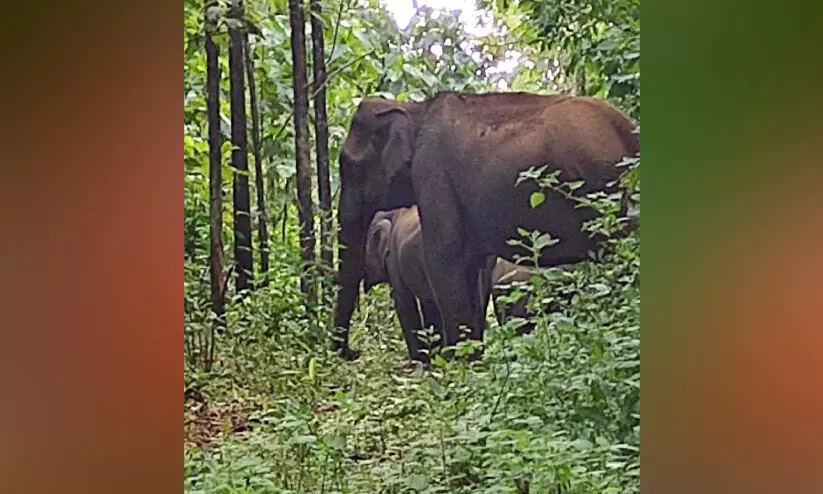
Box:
184;0;640;492
183;172;639;492
482;0;640;119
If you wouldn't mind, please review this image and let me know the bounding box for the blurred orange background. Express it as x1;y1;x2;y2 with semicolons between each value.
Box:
0;0;821;492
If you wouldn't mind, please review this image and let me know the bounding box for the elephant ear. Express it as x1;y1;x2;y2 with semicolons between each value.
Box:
363;215;393;292
375;107;414;184
376;218;392;267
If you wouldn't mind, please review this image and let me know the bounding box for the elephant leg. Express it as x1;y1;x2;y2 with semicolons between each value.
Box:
420;299;444;354
421;300;442;332
423;252;484;349
332;281;361;360
472;257;495;342
417;187;485;353
391;286;428;364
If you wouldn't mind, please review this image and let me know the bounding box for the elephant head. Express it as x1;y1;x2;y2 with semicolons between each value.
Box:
362;210;395;293
332;98;428;358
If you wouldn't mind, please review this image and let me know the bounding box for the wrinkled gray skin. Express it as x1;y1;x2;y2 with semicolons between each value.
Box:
363;205;494;363
364;206;544;361
332;91;639;360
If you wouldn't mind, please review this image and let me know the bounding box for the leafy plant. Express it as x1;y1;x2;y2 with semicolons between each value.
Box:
184;0;639;492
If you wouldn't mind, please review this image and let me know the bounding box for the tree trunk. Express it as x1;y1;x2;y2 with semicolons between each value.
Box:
289;0;317;304
205;1;224;372
575;62;586;96
229;0;253;294
244;33;269;288
311;0;332;295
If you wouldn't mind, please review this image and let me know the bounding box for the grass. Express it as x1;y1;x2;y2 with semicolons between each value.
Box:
184;218;639;493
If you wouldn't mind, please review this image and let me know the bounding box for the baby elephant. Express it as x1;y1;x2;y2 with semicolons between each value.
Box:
363;206;468;363
363;206;537;363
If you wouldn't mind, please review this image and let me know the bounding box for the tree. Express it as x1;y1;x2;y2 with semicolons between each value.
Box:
310;0;332;294
205;0;223;371
575;67;586;96
484;0;640;118
185;1;640;490
289;0;316;303
244;33;269;287
229;0;253;294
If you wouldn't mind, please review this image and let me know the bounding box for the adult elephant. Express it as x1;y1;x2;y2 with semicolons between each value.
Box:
331;91;639;360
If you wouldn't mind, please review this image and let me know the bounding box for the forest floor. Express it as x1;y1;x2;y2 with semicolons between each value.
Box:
184;261;640;494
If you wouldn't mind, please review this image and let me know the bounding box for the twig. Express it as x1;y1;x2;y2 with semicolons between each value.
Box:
439;426;448;479
281;177;291;242
325;0;349;66
366;54;388;94
198;263;210;286
184;330;195;371
489;348;512;419
269;50;377;144
221;264;235;302
198;322;205;370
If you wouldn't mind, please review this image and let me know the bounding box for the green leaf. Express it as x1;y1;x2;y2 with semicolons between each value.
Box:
225;18;244;31
422;71;440;89
307;357;317;383
534;233;557;251
407;473;429;491
402;63;426;81
327;434;346;451
352;28;372;48
205;6;227;24
530;191;545;208
291;435;317;445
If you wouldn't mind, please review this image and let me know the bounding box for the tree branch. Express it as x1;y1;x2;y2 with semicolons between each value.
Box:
269;50;376;144
489;349;512;419
325;0;349;66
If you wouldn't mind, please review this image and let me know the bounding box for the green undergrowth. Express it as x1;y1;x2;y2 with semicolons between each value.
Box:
184;0;640;490
184;217;639;493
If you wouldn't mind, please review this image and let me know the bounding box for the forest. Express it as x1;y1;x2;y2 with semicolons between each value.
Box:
184;0;639;492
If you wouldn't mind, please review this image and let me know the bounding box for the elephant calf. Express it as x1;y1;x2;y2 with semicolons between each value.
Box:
364;206;537;362
363;206;449;363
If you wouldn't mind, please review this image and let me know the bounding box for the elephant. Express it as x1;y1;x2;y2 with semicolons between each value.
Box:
362;205;495;363
490;258;537;335
331;91;639;360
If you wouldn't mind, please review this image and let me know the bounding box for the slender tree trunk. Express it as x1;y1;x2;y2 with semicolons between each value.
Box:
244;34;269;288
205;1;224;372
289;0;316;304
311;0;332;295
575;62;586;96
229;0;253;294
